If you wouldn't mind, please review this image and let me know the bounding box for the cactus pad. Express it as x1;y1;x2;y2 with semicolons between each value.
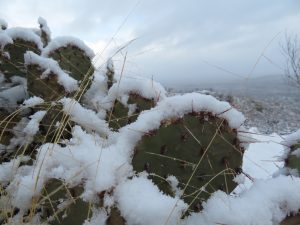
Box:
132;112;243;212
27;64;68;101
40;179;91;225
0;39;40;80
108;93;155;130
47;45;94;82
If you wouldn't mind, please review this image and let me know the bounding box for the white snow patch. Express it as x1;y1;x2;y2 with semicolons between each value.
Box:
42;36;95;59
183;176;300;225
24;51;78;92
0;33;13;49
235;128;285;193
98;76;167;112
5;125;130;209
59;98;110;137
0;85;27;108
37;16;51;39
292;148;300;157
5;27;43;50
22;96;44;108
115;175;187;225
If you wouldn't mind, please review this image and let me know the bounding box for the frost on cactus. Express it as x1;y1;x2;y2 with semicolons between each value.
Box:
0;28;42;80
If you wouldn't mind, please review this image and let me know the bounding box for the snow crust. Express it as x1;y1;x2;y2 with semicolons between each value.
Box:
5;27;43;50
42;36;95;59
24;51;79;92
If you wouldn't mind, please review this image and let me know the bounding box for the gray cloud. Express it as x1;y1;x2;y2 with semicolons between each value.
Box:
1;0;300;87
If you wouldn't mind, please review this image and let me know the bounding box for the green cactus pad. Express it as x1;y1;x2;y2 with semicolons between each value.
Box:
27;64;69;101
47;45;94;82
132;112;243;213
33;104;73;144
40;179;91;225
108;93;155;130
0;39;40;80
106;208;126;225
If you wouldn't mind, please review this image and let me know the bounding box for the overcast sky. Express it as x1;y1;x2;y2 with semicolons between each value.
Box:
1;0;300;88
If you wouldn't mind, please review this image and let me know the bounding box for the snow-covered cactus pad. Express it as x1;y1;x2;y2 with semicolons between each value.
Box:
0;27;42;80
42;37;95;100
130;94;245;212
103;77;167;130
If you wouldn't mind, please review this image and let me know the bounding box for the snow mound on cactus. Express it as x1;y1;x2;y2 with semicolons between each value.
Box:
0;33;13;50
59;97;110;137
37;16;51;39
115;175;187;225
42;36;95;59
5;27;43;50
24;51;79;92
282;129;300;147
113;92;246;148
98;76;167;111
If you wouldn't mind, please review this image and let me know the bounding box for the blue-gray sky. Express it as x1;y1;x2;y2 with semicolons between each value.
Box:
1;0;300;87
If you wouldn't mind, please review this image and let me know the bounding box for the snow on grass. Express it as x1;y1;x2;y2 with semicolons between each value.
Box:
21;96;44;108
59;97;110;137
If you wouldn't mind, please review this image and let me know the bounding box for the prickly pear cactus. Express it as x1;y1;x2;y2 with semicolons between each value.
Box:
132;112;243;212
108;93;155;130
40;179;91;225
0;29;41;80
44;38;94;81
34;104;74;144
27;64;69;101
